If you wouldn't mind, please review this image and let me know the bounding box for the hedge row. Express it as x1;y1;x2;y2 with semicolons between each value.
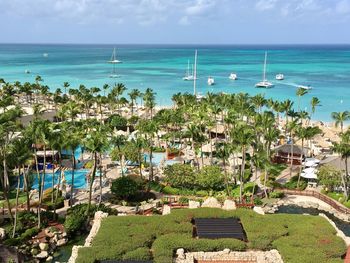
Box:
75;208;346;263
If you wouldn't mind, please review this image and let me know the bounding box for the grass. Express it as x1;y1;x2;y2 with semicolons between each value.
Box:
0;191;28;207
323;191;350;209
75;208;346;263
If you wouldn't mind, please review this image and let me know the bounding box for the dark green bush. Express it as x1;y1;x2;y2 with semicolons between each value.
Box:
284;175;307;190
269;191;284;199
122;247;151;261
111;176;139;199
20;227;39;240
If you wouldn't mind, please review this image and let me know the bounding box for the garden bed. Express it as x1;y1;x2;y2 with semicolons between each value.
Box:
75;208;346;263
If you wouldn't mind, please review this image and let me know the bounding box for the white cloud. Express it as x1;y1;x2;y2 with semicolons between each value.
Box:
336;0;350;14
255;0;277;11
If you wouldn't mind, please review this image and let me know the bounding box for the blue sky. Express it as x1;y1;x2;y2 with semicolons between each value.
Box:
0;0;350;44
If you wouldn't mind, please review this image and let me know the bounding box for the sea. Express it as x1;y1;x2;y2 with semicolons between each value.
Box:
0;44;349;121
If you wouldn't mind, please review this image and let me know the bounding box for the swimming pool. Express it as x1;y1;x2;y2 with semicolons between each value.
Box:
31;169;89;190
144;152;179;166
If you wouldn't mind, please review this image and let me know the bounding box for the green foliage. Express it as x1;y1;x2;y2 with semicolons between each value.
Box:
64;203;117;235
164;164;195;189
269;191;285;199
111;176;139;199
231;182;257;197
75;208;346;263
284;175;307;190
318;165;342;192
196;165;225;191
20;227;39;240
107;114;127;129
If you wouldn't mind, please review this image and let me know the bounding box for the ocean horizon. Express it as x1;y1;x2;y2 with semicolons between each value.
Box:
1;43;349;121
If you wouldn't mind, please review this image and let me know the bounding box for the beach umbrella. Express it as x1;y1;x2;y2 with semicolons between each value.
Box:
303;161;319;167
305;157;320;163
303;167;317;174
301;172;317;179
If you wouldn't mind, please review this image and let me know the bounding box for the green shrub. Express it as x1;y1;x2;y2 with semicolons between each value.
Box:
122;247;151;261
20;227;39;240
111;176;139;199
196;165;225;191
178;197;189;205
3;238;20;246
254;197;263;205
269;191;284;199
162;185;180;195
284;175;307;190
164;164;195;189
84;160;94;169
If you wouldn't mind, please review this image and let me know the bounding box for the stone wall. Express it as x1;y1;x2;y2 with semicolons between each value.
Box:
67;211;108;263
175;248;283;263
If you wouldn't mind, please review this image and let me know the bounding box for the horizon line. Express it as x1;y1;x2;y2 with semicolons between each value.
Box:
1;42;350;46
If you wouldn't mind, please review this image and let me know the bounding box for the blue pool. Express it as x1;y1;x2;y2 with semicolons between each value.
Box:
31;169;89;190
144;152;178;166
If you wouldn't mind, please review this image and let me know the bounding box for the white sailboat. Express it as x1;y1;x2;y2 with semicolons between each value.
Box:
207;76;215;86
255;51;274;88
183;60;195;81
276;73;284;80
108;48;122;78
229;73;237;80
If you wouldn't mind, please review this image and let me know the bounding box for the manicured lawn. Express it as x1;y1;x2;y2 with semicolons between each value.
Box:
0;191;27;207
76;208;346;263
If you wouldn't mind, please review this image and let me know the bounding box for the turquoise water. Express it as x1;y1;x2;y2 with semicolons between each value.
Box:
1;44;350;121
145;152;178;166
31;169;89;190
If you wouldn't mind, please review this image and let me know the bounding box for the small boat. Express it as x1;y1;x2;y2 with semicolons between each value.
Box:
183;60;195;81
255;51;274;88
276;73;284;80
298;85;312;90
24;69;31;74
108;47;122;78
229;73;237;80
207;76;215;86
43;53;49;57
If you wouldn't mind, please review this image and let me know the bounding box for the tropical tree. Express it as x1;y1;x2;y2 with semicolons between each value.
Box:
333;130;350;199
84;128;108;217
331;111;350;133
296;87;308;112
310;97;321;119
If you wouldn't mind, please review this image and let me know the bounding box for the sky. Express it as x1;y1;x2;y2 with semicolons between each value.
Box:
0;0;350;44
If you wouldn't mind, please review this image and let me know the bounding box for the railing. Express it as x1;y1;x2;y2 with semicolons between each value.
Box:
277;188;350;214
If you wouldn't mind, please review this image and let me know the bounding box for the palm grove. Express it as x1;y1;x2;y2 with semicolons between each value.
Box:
1;76;350;237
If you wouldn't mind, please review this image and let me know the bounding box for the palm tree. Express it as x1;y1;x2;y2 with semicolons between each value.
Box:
296;126;322;188
231;124;255;202
128;89;141;116
84;128;108;217
111;83;126;113
63;82;70;95
143;88;156;119
64;126;81;207
333;130;350;200
215;142;231;194
296;87;308;112
310;97;321;119
111;135;127;176
331;111;350;133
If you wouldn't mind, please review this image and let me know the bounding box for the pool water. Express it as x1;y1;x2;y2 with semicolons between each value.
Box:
277;205;350;236
30;169;89;190
144;152;178;166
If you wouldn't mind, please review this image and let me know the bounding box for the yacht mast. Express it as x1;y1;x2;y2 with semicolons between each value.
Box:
193;50;197;95
263;51;267;81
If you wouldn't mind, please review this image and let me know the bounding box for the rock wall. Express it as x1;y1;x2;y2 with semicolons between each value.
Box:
175;248;283;263
67;211;108;263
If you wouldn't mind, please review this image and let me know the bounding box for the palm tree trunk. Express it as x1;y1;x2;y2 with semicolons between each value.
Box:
99;153;103;206
70;150;76;207
289;132;294;178
297;139;304;188
239;146;246;203
51;150;55;203
23;165;30;211
12;168;21;238
53;153;62;220
38;145;47;229
87;152;97;217
344;156;349;200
